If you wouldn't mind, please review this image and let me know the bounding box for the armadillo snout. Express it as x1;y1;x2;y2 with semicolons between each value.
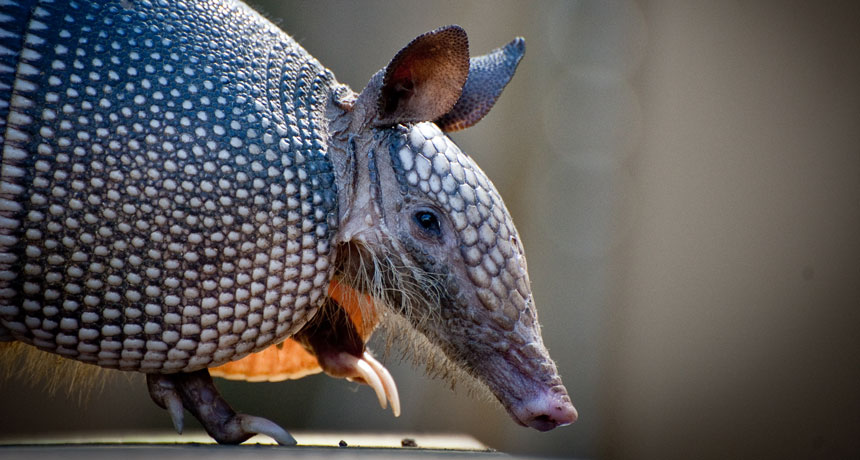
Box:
511;389;578;431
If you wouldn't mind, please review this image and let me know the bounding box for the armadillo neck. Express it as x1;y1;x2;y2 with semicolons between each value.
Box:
0;0;339;373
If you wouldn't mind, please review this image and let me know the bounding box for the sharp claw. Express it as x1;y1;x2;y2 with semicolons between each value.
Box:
362;352;401;417
148;370;298;446
354;356;388;410
146;374;186;435
164;392;185;434
237;414;297;446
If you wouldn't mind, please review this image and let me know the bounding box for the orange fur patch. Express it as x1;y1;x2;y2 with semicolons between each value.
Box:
328;277;377;340
209;338;321;382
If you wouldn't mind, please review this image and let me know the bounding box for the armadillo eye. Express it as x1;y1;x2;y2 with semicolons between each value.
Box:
413;210;442;237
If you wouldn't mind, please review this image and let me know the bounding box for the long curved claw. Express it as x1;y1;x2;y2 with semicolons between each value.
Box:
237;414;297;446
146;370;297;446
362;352;401;417
164;390;186;434
146;373;185;434
352;355;387;410
343;352;401;417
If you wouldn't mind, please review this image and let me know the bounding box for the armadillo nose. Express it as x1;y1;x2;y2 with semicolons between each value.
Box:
514;394;578;432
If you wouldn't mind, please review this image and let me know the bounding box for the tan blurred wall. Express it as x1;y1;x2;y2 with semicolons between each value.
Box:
607;1;860;459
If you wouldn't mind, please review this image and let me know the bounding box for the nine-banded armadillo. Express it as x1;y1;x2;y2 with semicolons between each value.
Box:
0;0;577;445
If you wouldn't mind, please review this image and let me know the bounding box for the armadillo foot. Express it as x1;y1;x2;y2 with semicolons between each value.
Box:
146;369;297;446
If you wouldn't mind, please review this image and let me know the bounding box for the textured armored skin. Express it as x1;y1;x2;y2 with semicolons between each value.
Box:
388;122;532;332
1;0;577;446
0;0;339;372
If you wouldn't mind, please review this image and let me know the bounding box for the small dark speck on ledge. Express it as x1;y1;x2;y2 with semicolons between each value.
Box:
338;440;348;447
401;438;418;447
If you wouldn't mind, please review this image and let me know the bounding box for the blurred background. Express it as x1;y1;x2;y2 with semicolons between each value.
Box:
2;1;859;459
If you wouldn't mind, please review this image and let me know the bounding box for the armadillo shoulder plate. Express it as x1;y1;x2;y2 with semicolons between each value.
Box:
0;0;339;373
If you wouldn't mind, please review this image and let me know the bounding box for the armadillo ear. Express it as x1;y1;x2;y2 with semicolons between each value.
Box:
374;25;470;126
436;37;525;132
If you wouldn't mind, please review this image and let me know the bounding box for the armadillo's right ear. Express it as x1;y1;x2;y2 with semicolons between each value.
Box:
370;25;470;127
435;37;525;132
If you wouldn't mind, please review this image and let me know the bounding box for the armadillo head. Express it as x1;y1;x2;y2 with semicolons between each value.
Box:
329;26;577;431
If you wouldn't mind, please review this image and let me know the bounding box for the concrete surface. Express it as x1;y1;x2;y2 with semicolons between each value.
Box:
0;432;536;460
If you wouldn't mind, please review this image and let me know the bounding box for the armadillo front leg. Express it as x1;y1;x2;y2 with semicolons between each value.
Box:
146;370;296;446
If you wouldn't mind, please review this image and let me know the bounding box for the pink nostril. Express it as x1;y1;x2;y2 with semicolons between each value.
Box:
515;396;578;431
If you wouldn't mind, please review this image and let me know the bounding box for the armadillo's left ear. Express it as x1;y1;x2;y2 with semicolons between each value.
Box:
374;25;470;126
435;37;525;132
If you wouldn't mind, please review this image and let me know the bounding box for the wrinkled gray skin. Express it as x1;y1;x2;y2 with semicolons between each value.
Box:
0;0;576;444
